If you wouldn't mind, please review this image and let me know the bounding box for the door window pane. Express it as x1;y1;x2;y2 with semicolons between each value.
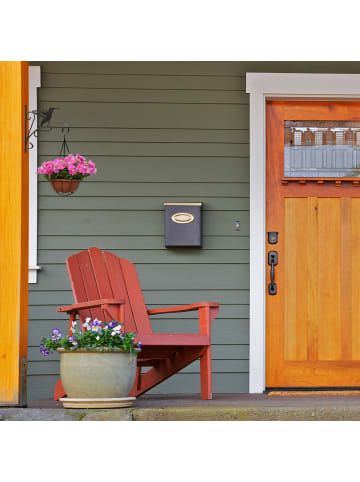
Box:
284;121;360;177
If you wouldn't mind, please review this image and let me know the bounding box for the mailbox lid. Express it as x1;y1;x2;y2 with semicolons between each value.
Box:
164;202;203;247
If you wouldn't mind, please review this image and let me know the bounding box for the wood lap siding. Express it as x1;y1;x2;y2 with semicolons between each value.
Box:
26;61;249;400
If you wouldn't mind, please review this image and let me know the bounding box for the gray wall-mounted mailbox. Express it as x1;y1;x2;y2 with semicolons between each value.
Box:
164;203;203;247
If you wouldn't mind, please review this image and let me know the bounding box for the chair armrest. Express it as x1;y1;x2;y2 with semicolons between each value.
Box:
58;299;125;313
148;302;219;336
148;302;219;315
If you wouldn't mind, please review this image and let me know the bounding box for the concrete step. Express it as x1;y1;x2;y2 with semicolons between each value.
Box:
2;402;360;420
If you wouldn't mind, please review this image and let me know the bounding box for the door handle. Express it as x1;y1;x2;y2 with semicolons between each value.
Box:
268;251;278;295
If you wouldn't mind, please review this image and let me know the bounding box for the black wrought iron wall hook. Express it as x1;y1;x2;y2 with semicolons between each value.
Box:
24;105;69;153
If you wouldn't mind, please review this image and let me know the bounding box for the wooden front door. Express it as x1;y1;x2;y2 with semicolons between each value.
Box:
266;100;360;388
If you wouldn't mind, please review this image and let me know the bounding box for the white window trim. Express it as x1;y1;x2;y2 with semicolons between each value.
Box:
246;72;360;393
28;66;41;283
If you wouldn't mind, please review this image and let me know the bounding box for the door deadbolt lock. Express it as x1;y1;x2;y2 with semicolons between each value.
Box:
268;232;278;244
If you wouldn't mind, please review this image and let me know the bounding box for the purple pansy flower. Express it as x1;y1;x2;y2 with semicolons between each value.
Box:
138;342;142;349
90;319;102;332
68;336;79;347
50;328;62;341
40;346;50;356
108;321;118;329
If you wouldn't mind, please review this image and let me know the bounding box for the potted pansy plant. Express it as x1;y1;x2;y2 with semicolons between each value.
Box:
36;154;97;196
40;318;142;408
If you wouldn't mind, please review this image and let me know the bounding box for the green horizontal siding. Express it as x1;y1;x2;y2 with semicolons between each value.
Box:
38;88;249;104
41;73;247;90
40;128;249;143
37;211;249;236
39;181;248;197
39;143;249;157
35;60;360;75
37;235;249;250
37;158;249;180
38;197;249;211
37;249;249;264
30;264;249;291
38;101;249;129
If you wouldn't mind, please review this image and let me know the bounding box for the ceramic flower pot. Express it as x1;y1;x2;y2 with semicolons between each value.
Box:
57;348;137;406
50;179;80;195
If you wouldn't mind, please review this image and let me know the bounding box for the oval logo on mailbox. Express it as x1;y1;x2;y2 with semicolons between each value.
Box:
171;212;195;224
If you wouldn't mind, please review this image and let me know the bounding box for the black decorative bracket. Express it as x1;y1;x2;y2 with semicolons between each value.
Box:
25;105;37;152
25;105;65;153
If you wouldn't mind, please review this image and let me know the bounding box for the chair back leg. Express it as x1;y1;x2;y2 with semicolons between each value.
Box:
54;378;66;400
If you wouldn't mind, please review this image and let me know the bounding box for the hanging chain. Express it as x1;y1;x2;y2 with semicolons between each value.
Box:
59;125;71;156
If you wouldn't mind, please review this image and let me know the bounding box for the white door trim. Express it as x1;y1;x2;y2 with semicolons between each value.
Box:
246;72;360;393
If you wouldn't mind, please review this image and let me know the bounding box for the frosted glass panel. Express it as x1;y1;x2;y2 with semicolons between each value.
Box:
284;121;360;178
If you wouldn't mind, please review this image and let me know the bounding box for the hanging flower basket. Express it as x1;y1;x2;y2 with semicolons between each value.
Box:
50;179;80;195
37;154;97;197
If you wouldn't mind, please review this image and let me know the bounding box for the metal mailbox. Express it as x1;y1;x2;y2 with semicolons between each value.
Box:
164;203;203;247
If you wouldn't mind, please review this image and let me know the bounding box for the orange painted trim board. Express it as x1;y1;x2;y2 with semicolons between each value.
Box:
0;61;29;405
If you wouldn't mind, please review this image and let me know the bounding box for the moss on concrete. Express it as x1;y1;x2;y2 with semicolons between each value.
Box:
81;409;133;421
132;406;360;421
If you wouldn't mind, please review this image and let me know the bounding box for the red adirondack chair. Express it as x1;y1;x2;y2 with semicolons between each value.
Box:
54;247;220;400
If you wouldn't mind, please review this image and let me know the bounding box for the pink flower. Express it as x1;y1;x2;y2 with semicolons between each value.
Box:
36;154;97;180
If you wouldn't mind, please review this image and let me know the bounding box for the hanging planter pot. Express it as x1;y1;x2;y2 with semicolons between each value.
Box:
37;154;97;197
50;179;81;196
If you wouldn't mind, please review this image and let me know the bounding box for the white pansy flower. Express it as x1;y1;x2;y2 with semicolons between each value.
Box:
83;317;91;330
70;321;77;333
96;336;100;340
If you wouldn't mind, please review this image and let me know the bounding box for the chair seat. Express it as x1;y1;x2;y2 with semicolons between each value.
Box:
135;333;210;346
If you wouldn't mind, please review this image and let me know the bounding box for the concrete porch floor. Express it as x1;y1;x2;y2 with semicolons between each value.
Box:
2;393;360;420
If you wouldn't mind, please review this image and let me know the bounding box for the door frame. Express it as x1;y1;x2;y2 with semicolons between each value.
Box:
246;72;360;393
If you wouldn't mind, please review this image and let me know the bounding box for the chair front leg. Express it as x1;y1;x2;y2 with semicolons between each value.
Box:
200;345;212;400
199;306;212;400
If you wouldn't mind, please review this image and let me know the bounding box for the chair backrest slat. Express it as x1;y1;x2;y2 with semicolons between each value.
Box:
66;248;153;335
119;258;153;334
88;247;114;322
77;251;105;321
66;253;93;323
103;250;138;332
69;251;104;322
